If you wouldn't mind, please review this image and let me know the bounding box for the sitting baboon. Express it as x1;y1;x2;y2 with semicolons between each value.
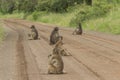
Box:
72;23;83;35
48;47;64;74
50;27;60;45
28;25;38;40
55;36;70;56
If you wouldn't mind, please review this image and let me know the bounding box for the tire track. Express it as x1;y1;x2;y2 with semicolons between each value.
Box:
4;21;29;80
16;33;29;80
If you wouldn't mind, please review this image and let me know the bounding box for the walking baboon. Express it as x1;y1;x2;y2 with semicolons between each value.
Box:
50;27;60;45
48;47;64;74
55;36;70;56
28;25;38;40
72;23;83;35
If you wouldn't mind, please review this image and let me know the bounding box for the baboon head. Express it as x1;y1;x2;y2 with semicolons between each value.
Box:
30;25;35;29
54;27;59;31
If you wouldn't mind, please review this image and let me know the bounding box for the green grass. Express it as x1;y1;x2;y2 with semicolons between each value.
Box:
83;7;120;34
27;5;81;27
38;13;72;26
0;12;24;19
30;12;75;27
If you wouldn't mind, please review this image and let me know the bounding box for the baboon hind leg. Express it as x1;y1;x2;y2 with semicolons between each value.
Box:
61;49;70;56
48;65;57;74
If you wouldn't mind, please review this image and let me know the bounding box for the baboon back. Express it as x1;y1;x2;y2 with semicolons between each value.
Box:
31;28;38;40
76;29;82;35
48;52;64;74
50;31;59;44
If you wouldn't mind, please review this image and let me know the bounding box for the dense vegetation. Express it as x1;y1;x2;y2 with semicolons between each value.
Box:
0;0;120;34
0;0;92;13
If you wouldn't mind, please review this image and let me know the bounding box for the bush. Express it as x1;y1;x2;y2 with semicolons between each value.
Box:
22;13;30;19
32;11;41;21
36;0;84;12
36;0;50;11
50;0;68;12
32;12;38;20
70;2;112;26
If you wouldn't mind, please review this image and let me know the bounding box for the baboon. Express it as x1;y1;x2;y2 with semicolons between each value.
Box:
50;27;60;45
72;23;83;35
55;36;70;56
28;25;38;40
48;47;64;74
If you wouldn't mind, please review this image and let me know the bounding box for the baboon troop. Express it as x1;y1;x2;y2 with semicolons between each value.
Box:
48;47;64;74
72;23;83;35
28;25;39;40
50;27;60;45
28;23;83;74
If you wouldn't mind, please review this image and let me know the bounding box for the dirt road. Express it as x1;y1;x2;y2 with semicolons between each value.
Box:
0;19;120;80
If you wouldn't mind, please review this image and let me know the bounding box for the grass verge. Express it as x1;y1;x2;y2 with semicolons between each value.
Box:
0;5;119;35
83;6;120;34
0;12;24;19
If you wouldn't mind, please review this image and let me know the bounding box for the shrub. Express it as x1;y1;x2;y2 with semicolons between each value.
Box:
32;11;39;21
36;0;50;11
70;2;112;26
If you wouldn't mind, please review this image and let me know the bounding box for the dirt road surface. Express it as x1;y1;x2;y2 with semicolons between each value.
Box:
0;19;120;80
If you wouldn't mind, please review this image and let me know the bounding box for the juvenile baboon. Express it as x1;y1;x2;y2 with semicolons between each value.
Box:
55;36;70;56
28;25;38;40
48;47;64;74
72;23;83;35
50;27;60;45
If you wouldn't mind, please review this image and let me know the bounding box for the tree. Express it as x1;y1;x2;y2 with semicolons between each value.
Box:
0;0;15;13
15;0;37;12
85;0;92;6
